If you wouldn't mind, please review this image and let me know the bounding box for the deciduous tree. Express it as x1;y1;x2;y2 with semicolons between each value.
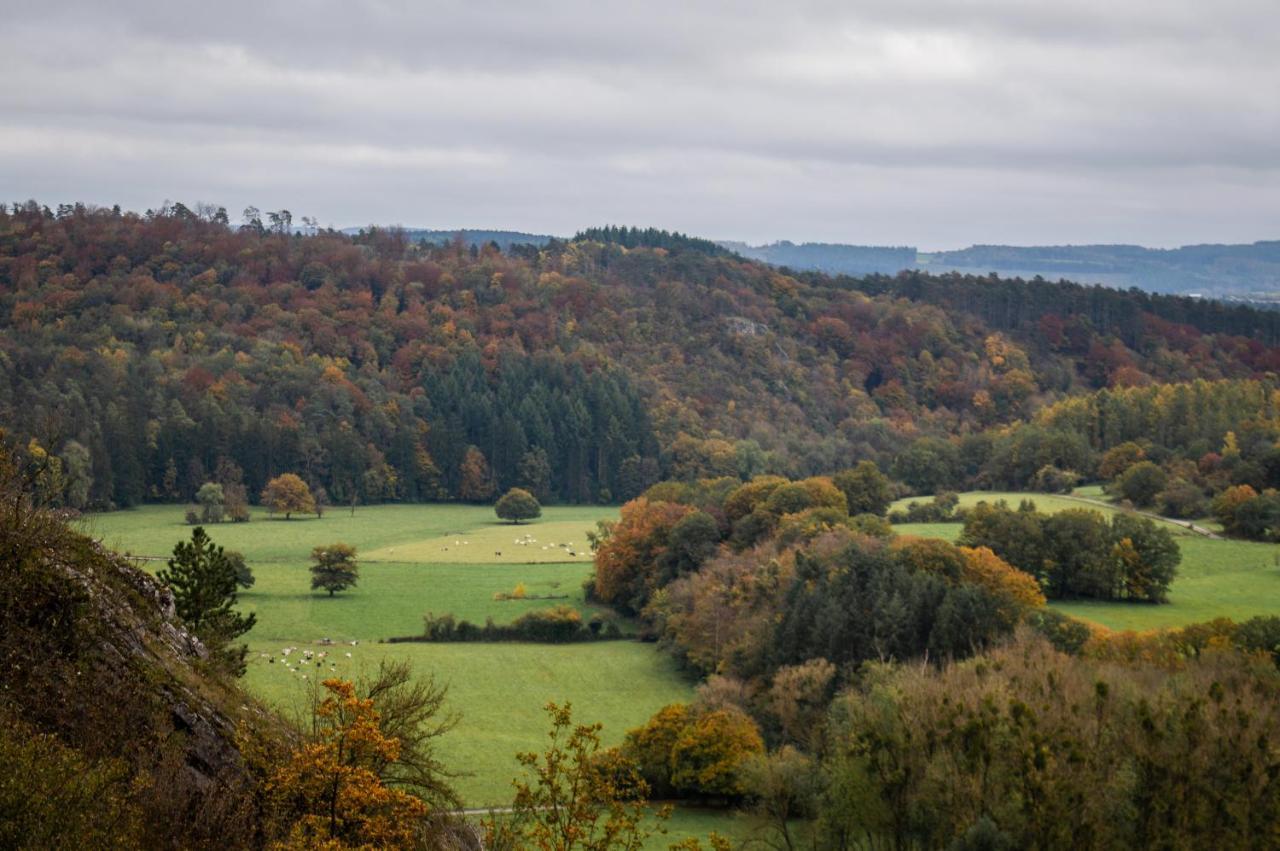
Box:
261;473;316;520
311;543;359;596
495;487;541;524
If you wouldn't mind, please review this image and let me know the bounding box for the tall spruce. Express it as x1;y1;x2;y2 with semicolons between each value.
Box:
158;526;255;673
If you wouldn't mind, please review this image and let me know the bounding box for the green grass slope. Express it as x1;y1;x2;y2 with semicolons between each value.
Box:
893;492;1280;632
84;503;706;808
244;640;694;806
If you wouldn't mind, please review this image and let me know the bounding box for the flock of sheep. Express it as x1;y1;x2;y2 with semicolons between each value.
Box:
262;641;359;678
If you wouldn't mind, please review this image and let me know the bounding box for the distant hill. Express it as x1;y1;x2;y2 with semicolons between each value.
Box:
8;206;1280;513
720;240;917;275
342;227;557;249
719;238;1280;298
922;241;1280;297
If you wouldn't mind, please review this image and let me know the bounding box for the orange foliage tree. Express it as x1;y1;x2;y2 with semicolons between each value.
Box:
266;679;428;850
261;473;317;519
593;498;696;614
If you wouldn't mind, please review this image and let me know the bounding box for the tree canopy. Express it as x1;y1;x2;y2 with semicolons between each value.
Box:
495;487;541;523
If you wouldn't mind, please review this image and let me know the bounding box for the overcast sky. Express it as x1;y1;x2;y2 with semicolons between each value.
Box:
2;1;1277;249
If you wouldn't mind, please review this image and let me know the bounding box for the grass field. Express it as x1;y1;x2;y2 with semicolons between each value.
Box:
892;489;1204;535
893;491;1280;632
82;504;708;809
80;504;618;641
244;639;694;805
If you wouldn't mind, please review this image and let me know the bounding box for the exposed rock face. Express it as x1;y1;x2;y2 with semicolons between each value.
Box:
0;509;271;845
73;545;264;792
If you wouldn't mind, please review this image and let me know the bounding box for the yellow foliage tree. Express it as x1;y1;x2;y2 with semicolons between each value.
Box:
958;545;1047;609
267;679;427;850
261;473;317;519
488;702;655;851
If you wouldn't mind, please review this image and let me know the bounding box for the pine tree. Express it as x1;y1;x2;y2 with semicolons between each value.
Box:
158;527;255;673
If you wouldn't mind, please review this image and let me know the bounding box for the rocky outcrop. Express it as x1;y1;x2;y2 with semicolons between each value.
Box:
0;506;275;846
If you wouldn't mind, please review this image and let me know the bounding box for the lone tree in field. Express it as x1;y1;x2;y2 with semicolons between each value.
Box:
311;542;359;596
261;473;316;519
196;481;225;523
158;526;255;674
495;487;542;524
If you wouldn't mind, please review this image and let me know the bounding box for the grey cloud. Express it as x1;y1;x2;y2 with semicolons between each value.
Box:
0;0;1277;247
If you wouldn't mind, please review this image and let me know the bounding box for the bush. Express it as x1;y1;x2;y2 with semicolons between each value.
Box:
888;492;960;523
1025;609;1093;655
495;487;541;524
1158;479;1209;519
1113;461;1167;507
406;607;626;644
1031;464;1079;494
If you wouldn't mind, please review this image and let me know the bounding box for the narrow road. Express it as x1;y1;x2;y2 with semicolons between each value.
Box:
1057;493;1221;539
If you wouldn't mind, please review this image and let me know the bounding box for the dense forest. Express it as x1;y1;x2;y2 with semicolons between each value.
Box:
5;201;1280;514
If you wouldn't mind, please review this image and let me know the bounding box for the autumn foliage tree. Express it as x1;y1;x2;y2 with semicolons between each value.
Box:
592;498;698;614
261;473;317;520
622;703;764;799
459;446;496;502
266;678;428;850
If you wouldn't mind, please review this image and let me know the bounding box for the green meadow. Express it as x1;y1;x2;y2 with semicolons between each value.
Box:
82;503;708;808
243;640;694;805
81;504;616;642
892;490;1280;632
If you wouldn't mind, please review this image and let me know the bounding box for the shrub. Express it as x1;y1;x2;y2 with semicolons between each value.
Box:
1158;479;1209;519
408;607;624;644
1113;461;1167;507
495;487;541;524
1031;464;1079;494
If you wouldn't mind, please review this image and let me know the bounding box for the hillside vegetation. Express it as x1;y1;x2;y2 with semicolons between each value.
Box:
6;203;1280;516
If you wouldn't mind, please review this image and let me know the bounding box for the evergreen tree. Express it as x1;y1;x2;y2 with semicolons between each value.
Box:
157;527;255;674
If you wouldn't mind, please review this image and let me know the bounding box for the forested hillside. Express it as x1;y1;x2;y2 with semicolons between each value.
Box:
4;201;1280;511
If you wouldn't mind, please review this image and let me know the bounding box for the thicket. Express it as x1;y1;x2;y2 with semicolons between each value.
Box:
959;500;1179;602
398;606;625;643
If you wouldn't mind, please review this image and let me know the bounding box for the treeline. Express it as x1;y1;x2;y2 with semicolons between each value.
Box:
885;378;1280;540
572;225;731;256
580;470;1280;848
8;202;1280;511
1043;378;1280;541
588;471;1048;678
960;500;1179;602
838;268;1280;346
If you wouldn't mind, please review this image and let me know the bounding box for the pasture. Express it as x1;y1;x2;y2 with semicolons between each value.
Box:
83;503;708;808
81;504;617;641
892;491;1280;632
244;640;694;805
892;489;1206;535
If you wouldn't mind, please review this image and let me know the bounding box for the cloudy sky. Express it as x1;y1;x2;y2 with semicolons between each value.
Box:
2;0;1277;248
